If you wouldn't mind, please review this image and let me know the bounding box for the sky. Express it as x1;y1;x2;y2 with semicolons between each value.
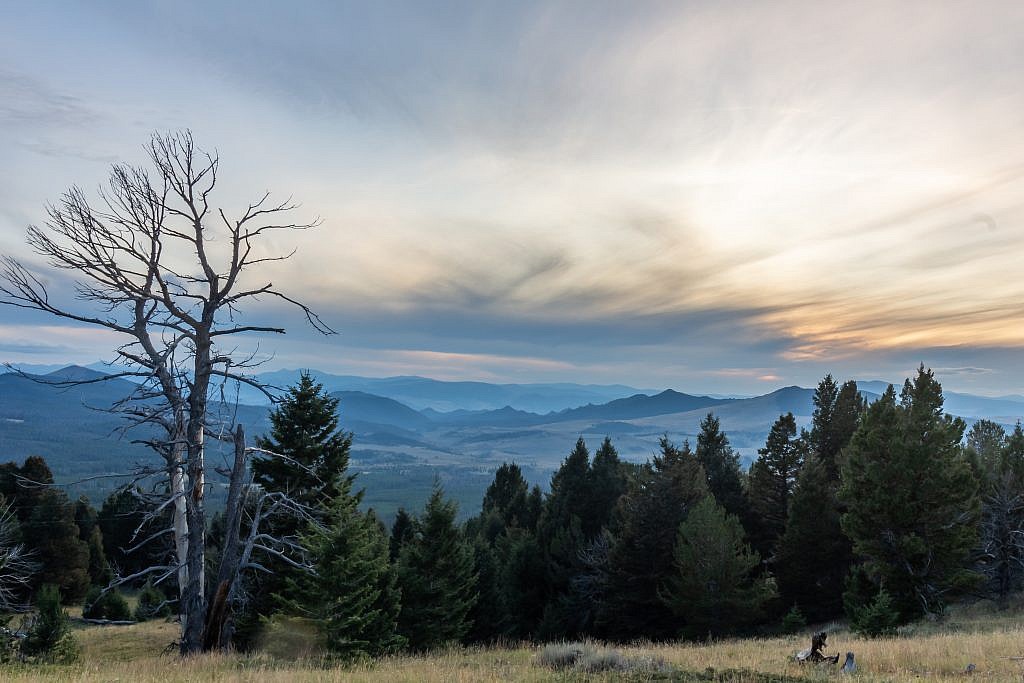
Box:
2;1;1024;395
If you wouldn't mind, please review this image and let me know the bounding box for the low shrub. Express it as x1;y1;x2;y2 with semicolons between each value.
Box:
82;585;132;621
134;581;172;621
851;589;900;638
781;605;807;634
21;585;79;663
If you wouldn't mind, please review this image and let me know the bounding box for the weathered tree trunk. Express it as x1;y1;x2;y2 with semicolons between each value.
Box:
181;347;210;655
204;424;249;651
172;448;188;613
181;433;207;653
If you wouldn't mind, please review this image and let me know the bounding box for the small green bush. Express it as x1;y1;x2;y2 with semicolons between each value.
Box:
134;580;171;621
22;585;79;663
851;589;901;637
82;585;132;621
781;605;807;634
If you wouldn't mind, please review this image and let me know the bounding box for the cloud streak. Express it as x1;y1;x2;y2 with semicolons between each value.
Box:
2;1;1024;393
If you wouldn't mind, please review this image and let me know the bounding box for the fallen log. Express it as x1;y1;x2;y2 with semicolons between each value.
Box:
73;617;137;626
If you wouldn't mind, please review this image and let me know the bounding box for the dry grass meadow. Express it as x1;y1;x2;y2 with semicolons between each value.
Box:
4;599;1024;681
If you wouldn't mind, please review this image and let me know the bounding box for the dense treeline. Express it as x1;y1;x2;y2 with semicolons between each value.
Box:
3;366;1022;658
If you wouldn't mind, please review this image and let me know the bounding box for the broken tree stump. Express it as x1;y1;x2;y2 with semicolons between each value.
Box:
795;631;840;665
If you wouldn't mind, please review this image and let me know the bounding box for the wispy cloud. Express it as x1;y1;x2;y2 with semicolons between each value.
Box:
2;1;1024;393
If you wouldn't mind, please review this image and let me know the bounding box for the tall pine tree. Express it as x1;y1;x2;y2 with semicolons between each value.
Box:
389;508;415;563
253;372;354;514
840;368;979;619
747;413;805;557
396;484;477;651
808;377;864;480
695;413;749;524
774;454;849;620
536;438;593;637
599;437;707;640
236;373;355;647
966;419;1008;481
662;497;773;639
280;496;404;659
23;490;89;601
775;375;861;620
585;437;629;537
466;462;545;642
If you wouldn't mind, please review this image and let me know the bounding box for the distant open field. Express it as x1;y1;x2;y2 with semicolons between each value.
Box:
3;599;1024;682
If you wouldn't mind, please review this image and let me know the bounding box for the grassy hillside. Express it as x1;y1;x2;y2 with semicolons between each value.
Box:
5;600;1024;681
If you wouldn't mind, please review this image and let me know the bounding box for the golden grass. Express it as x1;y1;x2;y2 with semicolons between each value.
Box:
3;602;1024;682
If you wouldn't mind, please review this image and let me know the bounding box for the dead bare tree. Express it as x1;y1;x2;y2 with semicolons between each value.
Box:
978;475;1024;605
0;130;334;654
0;499;35;613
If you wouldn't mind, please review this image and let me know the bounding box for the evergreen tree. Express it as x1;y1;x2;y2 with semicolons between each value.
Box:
237;373;356;646
849;589;900;637
465;538;503;643
775;375;861;621
967;419;1008;481
599;437;707;640
809;374;839;451
22;489;89;601
536;438;593;637
809;377;864;479
0;456;55;524
585;438;629;537
283;497;404;659
840;368;980;619
97;486;169;580
85;526;112;586
467;463;545;642
695;413;748;523
493;527;546;639
533;437;629;639
389;508;415;563
480;463;537;531
82;585;131;620
72;489;108;586
662;497;773;639
21;584;78;663
73;497;97;542
747;413;806;556
1004;423;1024;482
253;372;354;515
538;438;591;543
774;454;849;621
396;484;477;650
134;580;171;621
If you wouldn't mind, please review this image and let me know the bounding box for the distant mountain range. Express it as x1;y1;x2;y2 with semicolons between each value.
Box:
3;364;1023;517
6;363;659;413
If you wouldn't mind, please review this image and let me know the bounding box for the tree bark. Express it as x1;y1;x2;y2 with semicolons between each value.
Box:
203;424;249;651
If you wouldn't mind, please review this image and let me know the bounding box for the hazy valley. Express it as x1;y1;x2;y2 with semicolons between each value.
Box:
4;364;1023;520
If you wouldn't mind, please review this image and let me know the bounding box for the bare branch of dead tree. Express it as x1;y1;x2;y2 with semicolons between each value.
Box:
0;130;334;654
